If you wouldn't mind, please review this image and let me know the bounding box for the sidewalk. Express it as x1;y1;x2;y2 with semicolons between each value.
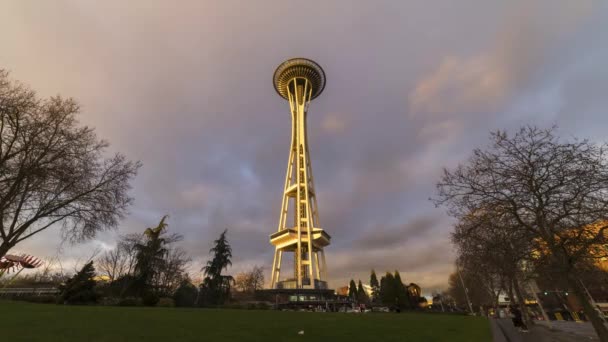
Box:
491;318;599;342
536;320;602;340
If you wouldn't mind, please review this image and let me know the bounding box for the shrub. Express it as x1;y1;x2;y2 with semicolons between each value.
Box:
174;281;198;307
222;303;243;310
100;297;121;306
17;295;58;304
108;275;137;298
157;297;175;307
255;302;270;310
220;302;269;310
142;292;159;307
117;297;140;306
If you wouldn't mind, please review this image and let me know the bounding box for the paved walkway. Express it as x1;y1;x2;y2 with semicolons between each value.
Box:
536;320;602;340
491;319;599;342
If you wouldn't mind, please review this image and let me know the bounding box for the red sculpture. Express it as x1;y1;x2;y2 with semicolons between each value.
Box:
4;254;43;269
0;254;43;279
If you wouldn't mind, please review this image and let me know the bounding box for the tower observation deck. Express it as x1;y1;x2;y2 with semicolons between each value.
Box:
269;58;331;290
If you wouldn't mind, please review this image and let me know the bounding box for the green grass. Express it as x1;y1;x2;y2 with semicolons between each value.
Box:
0;301;491;341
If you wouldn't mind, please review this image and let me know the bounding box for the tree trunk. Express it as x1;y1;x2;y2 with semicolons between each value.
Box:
567;274;608;342
512;277;533;327
493;292;500;318
507;280;514;304
0;242;12;260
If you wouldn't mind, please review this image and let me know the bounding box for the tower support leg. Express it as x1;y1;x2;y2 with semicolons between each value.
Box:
314;251;321;280
270;249;279;288
320;250;327;281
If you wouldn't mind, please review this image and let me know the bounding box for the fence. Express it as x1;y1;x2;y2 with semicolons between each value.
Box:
0;287;59;297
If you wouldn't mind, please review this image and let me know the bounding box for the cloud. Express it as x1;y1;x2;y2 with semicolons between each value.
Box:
409;55;508;116
179;183;219;209
408;0;596;118
321;114;348;134
2;0;607;293
354;215;441;249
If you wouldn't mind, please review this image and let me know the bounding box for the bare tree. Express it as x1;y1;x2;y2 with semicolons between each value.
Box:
156;247;191;295
434;126;608;340
96;234;144;282
118;234;143;276
446;270;493;311
112;216;191;297
455;256;505;314
234;266;265;293
0;70;141;258
453;207;534;325
98;246;128;282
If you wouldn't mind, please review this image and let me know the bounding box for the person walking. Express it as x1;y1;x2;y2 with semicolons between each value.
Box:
510;305;529;332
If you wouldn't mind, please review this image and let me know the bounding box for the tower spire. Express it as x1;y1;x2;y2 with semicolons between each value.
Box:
270;58;330;290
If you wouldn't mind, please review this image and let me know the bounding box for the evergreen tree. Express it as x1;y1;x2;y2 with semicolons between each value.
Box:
203;229;232;278
132;216;169;298
394;271;409;309
370;270;379;303
59;261;98;304
357;280;369;304
380;272;396;306
200;229;233;306
379;275;387;303
348;279;357;301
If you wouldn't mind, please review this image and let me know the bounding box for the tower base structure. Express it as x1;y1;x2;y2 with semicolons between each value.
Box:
270;227;330;290
256;288;351;311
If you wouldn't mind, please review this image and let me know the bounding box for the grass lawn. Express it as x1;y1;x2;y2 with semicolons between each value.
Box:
0;301;491;341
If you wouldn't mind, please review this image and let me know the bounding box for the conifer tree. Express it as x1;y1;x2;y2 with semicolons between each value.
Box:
357;280;369;304
394;271;409;309
348;279;357;301
59;261;98;304
203;230;232;279
379;275;387;303
380;272;396;305
133;216;169;297
200;229;233;306
370;270;379;303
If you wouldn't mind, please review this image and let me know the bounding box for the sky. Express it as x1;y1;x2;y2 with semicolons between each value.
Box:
1;0;608;293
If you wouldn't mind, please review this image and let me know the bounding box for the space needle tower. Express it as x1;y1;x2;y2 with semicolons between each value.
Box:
269;58;331;290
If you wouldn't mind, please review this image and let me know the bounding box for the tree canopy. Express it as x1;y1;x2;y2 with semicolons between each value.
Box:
199;229;233;306
234;266;264;294
0;70;140;258
435;126;608;340
348;279;357;300
370;270;379;303
59;261;98;304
